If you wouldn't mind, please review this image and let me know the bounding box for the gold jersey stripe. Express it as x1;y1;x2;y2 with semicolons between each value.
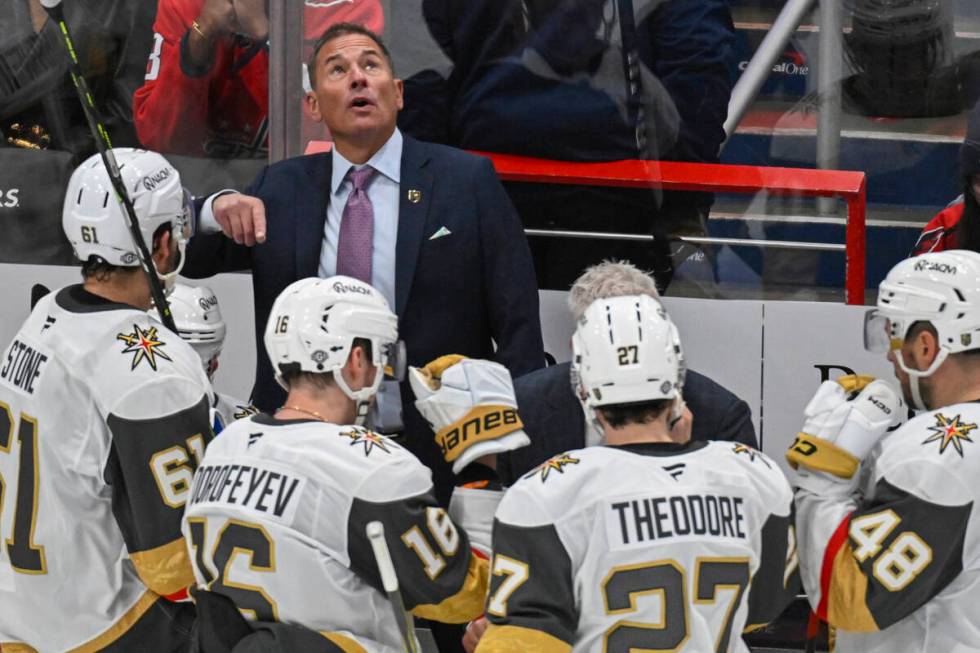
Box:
826;541;879;632
412;554;489;623
785;432;859;479
68;590;159;653
475;624;572;653
320;631;369;653
1;644;39;652
130;537;196;596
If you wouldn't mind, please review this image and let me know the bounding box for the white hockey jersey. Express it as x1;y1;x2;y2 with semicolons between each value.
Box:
477;440;798;653
182;414;489;652
211;392;258;434
795;402;980;652
0;285;213;652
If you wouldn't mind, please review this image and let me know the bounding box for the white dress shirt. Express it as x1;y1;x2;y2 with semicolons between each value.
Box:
199;129;403;311
319;128;401;311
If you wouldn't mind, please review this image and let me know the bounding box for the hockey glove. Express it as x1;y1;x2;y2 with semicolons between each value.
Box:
410;355;530;474
787;375;904;479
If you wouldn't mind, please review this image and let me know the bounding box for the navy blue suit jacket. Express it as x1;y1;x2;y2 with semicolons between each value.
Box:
499;362;757;485
183;136;545;500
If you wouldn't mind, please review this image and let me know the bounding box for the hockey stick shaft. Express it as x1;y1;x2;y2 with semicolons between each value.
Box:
366;521;420;653
41;0;177;332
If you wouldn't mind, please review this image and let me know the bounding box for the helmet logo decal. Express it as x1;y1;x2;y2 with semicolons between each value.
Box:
332;281;371;295
198;295;218;312
116;324;173;371
922;413;976;457
913;259;957;275
661;381;672;395
962;333;973;347
141;167;174;191
311;350;328;364
121;253;137;264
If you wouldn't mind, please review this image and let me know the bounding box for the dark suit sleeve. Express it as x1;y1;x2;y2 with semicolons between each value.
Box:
718;398;758;448
685;370;757;448
183;167;271;278
473;156;545;377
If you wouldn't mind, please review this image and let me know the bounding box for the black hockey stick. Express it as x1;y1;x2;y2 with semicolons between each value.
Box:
40;0;177;332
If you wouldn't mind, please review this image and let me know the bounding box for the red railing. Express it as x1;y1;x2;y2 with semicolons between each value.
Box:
474;152;868;305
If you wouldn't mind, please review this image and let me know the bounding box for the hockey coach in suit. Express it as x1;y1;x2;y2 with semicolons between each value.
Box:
182;23;544;503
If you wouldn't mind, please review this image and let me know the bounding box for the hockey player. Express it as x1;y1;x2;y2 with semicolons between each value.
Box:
475;294;798;652
788;249;980;652
161;282;258;432
0;148;214;651
183;275;529;652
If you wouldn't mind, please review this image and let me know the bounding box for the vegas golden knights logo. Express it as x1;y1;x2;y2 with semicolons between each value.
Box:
116;324;172;371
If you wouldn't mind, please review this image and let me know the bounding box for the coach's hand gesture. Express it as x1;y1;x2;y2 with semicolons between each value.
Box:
213;193;267;246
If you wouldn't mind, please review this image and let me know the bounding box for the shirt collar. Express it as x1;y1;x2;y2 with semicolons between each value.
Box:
331;128;403;196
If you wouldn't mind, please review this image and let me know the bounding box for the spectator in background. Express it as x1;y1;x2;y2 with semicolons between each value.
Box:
498;260;758;486
1;0;153;155
398;0;737;292
133;0;383;158
912;102;980;255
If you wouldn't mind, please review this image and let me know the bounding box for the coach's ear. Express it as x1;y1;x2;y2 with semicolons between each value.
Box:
306;91;322;124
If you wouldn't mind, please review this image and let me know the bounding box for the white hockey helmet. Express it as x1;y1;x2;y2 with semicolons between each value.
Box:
159;283;227;370
264;276;401;424
864;250;980;407
63;148;193;289
571;294;686;425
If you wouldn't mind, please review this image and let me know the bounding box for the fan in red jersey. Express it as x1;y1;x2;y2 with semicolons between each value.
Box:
134;0;383;158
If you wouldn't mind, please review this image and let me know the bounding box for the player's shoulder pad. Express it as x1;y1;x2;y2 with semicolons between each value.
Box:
92;312;211;420
243;421;432;504
216;392;260;421
874;403;980;506
703;441;793;517
497;447;603;527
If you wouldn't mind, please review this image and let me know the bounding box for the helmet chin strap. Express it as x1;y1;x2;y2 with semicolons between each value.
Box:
668;397;686;430
894;347;948;412
909;376;928;413
334;366;383;427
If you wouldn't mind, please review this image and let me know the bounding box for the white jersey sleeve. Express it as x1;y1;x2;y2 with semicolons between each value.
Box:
212;392;259;433
794;403;980;653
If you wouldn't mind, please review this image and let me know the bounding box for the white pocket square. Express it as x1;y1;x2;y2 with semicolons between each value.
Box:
429;226;452;241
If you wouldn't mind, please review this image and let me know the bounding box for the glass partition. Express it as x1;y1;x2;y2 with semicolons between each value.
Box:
3;0;978;304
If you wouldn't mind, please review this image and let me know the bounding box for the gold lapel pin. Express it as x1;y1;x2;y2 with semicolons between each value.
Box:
407;189;422;204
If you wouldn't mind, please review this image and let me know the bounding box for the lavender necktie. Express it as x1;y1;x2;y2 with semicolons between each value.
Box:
336;166;376;284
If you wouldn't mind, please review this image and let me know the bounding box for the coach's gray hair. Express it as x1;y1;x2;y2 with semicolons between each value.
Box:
567;260;660;320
